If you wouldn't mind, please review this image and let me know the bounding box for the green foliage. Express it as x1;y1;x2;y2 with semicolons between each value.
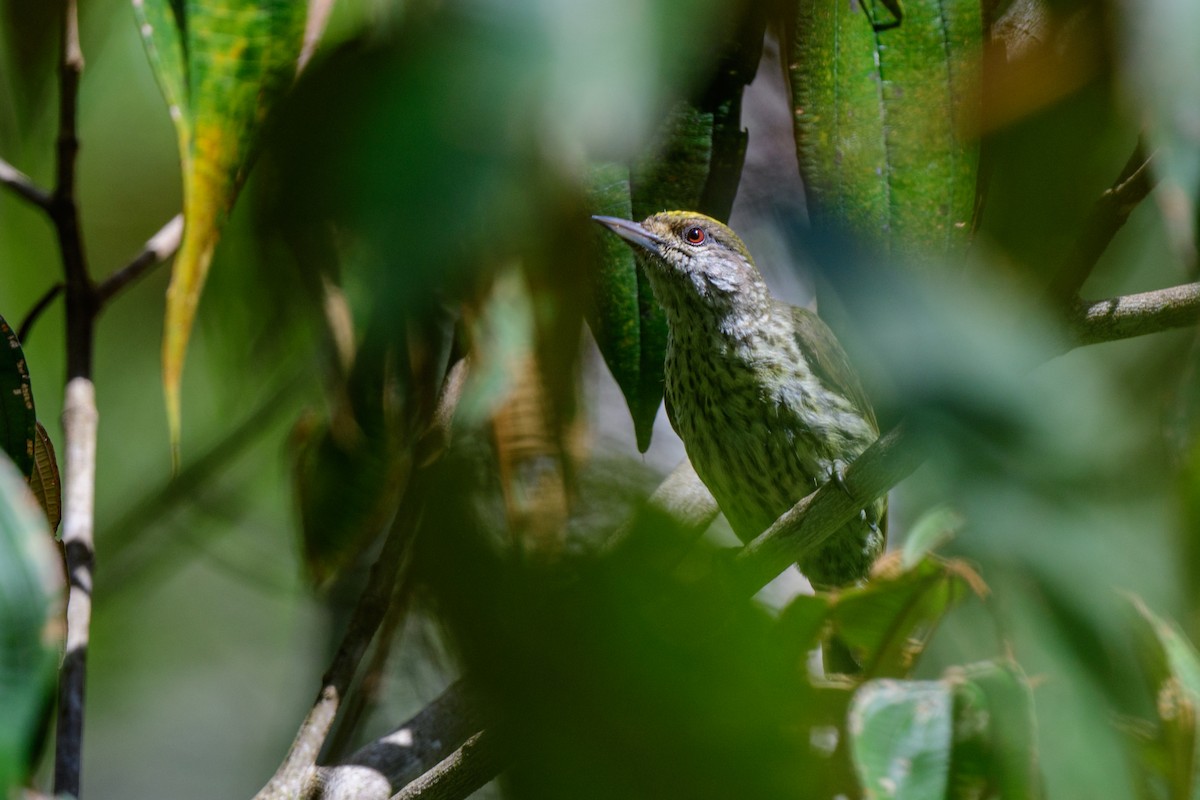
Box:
787;0;981;259
0;451;61;793
849;661;1041;799
1;0;1200;797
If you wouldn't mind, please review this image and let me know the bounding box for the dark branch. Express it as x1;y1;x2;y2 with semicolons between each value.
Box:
1047;140;1158;302
312;682;484;800
18;283;65;345
96;214;184;306
0;156;53;209
52;1;97;796
256;505;417;800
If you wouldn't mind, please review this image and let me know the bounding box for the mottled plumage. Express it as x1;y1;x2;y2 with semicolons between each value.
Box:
594;211;885;587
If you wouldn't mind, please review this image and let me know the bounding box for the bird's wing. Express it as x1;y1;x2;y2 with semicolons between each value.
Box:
787;303;878;431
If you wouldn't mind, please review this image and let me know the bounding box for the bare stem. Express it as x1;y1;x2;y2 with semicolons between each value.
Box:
1048;140;1157;302
1070;281;1200;346
312;682;484;800
0;156;53;209
96;214;184;305
18;283;65;345
51;2;97;796
255;506;417;800
389;731;502;800
54;378;97;799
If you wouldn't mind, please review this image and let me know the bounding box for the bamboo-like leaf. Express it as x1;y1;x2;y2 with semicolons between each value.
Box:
0;315;35;479
132;0;311;458
0;452;62;792
788;0;982;260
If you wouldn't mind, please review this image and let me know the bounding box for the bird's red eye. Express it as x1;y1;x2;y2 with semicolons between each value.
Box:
685;226;706;245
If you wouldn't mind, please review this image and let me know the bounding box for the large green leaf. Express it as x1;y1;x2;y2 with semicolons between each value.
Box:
586;164;662;452
946;661;1043;800
585;103;720;452
850;679;954;799
849;662;1042;800
827;554;979;678
0;315;35;479
788;0;982;260
132;0;311;457
0;451;62;792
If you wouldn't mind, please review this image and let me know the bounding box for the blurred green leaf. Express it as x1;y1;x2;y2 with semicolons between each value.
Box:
947;660;1043;800
1113;0;1200;261
132;0;309;454
829;554;980;679
1128;595;1200;800
0;314;34;479
850;661;1041;800
787;0;982;259
901;505;966;568
0;451;62;792
850;679;954;798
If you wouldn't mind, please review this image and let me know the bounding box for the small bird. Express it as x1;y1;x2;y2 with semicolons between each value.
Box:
593;211;885;588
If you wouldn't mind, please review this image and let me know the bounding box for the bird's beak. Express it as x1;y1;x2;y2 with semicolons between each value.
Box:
591;215;665;257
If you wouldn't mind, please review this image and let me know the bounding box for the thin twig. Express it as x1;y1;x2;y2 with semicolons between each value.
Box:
323;568;415;763
256;502;419;800
0;156;52;209
1047;140;1158;303
18;283;65;345
389;731;502;800
96;214;184;305
1070;281;1200;346
312;682;484;800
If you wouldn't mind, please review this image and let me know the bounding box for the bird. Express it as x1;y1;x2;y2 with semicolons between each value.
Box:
593;211;885;589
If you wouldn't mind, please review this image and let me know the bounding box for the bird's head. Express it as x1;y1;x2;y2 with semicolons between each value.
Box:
592;211;769;320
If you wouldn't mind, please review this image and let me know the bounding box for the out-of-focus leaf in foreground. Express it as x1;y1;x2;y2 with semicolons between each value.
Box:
0;452;62;793
850;679;953;799
1113;0;1200;262
132;0;311;456
1127;595;1200;799
417;449;855;799
849;661;1041;799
